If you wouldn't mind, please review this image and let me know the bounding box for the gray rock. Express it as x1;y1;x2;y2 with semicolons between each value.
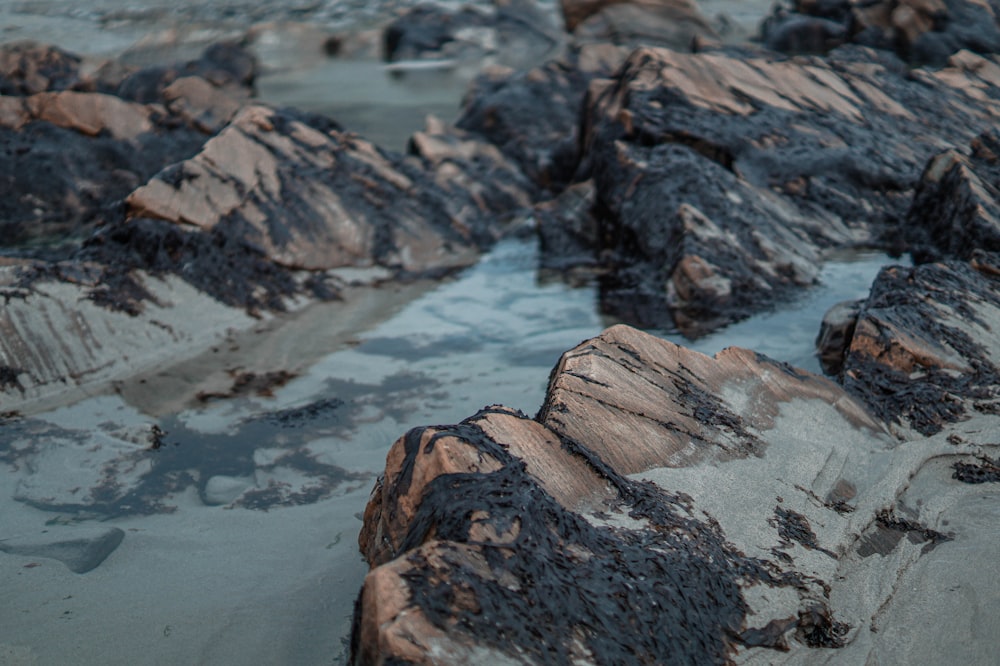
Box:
0;527;125;573
815;298;863;375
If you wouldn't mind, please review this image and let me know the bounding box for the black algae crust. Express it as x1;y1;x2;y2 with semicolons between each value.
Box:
365;409;838;664
952;456;1000;484
843;260;1000;436
74;217;330;315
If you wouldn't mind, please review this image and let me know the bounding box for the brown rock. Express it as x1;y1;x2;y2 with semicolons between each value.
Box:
126;105;489;274
162;76;245;133
538;324;883;473
842;256;1000;436
0;42;83;95
25;91;154;140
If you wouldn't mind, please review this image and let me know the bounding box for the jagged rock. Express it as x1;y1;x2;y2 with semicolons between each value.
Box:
407;114;536;228
551;45;1000;333
354;324;1000;663
0;42;83;95
456;43;630;190
815;298;863;375
567;0;718;49
906;128;1000;261
0;42;260;256
763;0;1000;65
382;0;560;67
0;527;125;573
125;104;492;273
841;255;1000;436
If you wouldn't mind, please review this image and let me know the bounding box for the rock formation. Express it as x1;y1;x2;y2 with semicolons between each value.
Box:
519;45;1000;333
353;324;1000;663
762;0;1000;65
0;41;532;412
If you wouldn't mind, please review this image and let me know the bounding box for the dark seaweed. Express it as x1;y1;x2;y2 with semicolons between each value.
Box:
360;409;838;664
0;366;25;392
952;456;1000;484
771;506;836;558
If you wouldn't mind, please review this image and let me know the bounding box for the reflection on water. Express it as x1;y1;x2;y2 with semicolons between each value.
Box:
0;235;899;664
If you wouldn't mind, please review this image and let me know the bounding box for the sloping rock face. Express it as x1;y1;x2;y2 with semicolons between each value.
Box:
354;324;1000;663
0;42;532;411
124;104;488;274
550;45;1000;333
906;128;1000;261
762;0;1000;65
562;0;718;49
0;41;256;255
382;0;560;67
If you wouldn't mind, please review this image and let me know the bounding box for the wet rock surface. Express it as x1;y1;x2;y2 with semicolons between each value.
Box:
354;324;1000;664
535;45;1000;333
0;38;529;410
763;0;1000;65
382;0;560;66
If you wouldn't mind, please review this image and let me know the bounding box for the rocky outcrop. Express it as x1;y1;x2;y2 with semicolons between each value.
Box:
0;41;532;411
0;42;258;255
0;42;84;95
381;0;560;67
762;0;1000;65
456;43;630;190
839;255;1000;436
541;45;1000;333
906;128;1000;261
354;323;1000;663
563;0;718;49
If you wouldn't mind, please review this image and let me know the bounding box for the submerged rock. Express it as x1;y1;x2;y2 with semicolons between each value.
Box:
0;527;125;573
354;324;1000;663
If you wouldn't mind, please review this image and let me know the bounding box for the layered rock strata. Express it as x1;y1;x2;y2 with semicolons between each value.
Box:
354;324;1000;663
